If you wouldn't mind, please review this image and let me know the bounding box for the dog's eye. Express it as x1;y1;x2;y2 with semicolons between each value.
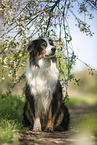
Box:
41;42;46;48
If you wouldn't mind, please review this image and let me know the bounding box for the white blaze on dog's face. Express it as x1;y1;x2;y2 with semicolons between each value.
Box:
43;38;56;57
26;38;59;114
27;38;56;65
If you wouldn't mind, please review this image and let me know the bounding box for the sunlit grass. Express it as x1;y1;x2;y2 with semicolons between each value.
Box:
66;92;97;144
0;118;20;143
0;92;26;144
66;93;97;107
0;91;97;144
70;108;97;144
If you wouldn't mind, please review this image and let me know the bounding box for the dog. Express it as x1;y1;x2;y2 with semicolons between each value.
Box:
23;38;69;132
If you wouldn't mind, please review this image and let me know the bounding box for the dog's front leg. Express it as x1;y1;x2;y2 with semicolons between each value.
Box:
45;102;60;132
27;102;41;131
33;109;41;132
45;105;54;132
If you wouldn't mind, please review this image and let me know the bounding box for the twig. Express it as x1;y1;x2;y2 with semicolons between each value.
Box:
1;25;17;37
86;0;97;10
45;0;60;35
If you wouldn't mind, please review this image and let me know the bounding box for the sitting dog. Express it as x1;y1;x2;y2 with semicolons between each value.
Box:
23;38;69;131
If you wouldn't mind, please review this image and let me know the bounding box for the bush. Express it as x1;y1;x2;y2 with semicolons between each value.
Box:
0;92;25;143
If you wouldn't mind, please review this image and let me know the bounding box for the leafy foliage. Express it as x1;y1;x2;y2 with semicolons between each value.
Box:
0;0;96;99
0;92;25;143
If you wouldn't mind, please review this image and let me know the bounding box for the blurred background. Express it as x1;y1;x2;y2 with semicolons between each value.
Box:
0;0;97;144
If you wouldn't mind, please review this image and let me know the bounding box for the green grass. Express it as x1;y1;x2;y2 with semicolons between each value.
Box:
66;93;97;107
0;118;20;143
0;92;26;144
0;91;97;144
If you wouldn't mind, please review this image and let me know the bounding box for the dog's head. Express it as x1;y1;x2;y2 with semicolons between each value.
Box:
28;38;56;65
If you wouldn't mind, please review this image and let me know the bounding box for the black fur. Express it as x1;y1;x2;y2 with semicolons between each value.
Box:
22;38;70;131
23;81;69;131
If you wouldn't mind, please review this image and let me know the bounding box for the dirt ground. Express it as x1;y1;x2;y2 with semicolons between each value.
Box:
20;105;97;145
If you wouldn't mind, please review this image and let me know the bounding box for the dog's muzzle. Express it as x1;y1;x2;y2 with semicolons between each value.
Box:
44;47;56;58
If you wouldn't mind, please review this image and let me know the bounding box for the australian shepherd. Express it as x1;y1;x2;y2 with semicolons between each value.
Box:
23;38;69;132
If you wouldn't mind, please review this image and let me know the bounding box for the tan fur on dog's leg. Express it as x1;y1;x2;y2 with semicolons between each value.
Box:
27;101;41;131
33;108;41;132
45;105;54;131
45;102;60;132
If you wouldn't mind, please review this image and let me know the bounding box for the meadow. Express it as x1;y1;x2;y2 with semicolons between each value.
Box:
0;91;97;144
0;70;97;144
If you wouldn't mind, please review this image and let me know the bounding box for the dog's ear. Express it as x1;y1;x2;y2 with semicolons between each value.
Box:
28;40;36;53
28;40;38;66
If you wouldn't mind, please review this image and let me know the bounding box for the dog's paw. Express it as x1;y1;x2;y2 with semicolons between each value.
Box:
33;126;41;132
33;118;41;132
44;127;54;132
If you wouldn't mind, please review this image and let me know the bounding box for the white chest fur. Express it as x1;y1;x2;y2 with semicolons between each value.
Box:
26;58;59;114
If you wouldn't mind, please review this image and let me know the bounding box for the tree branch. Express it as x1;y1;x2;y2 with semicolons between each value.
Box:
50;0;60;12
86;0;97;10
45;0;60;35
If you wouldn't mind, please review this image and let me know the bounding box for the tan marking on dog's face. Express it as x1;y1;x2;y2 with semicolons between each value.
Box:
41;49;46;55
41;41;47;48
38;49;46;60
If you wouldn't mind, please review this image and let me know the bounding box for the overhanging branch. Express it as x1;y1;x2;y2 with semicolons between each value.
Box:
45;0;60;35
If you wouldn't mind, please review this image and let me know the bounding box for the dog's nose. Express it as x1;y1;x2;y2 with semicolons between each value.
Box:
51;47;56;53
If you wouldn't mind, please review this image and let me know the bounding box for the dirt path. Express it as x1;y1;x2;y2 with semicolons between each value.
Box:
20;105;97;145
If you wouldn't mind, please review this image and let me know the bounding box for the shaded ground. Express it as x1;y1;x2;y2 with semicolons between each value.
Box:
19;105;97;145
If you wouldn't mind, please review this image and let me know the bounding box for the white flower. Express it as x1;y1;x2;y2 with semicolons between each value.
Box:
2;77;5;80
8;74;12;77
4;57;7;64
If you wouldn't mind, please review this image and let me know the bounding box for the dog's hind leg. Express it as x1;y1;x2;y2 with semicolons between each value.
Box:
22;101;33;129
54;103;70;131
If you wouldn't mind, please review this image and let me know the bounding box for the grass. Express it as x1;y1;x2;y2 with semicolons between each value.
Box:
0;118;20;143
0;91;97;144
65;92;97;107
0;92;26;144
